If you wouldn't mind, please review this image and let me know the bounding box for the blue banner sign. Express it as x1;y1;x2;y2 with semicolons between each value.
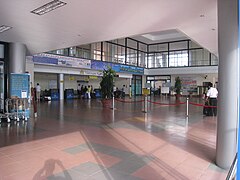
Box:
91;60;144;75
112;64;144;75
33;56;58;65
91;61;111;70
33;53;91;69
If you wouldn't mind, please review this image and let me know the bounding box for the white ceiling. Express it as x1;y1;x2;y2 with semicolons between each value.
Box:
131;29;189;44
0;0;217;55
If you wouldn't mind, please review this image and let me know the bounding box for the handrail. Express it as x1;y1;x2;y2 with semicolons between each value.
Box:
226;153;237;180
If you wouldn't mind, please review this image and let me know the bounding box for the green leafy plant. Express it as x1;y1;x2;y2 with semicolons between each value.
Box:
174;76;182;95
100;67;116;99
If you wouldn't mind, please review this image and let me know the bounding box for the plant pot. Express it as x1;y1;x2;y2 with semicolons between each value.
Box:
101;99;112;108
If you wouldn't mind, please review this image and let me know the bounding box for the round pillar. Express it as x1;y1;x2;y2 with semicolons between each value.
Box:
59;73;64;100
216;0;238;169
9;42;26;73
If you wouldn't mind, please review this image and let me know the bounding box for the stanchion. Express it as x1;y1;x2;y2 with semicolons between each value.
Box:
111;96;116;110
186;97;189;117
142;88;150;113
143;95;148;113
112;96;114;109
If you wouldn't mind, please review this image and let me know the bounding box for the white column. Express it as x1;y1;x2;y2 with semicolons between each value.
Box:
59;73;64;100
8;43;27;97
216;0;238;169
9;42;26;74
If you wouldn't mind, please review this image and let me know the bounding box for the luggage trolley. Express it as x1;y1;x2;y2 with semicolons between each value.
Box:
0;98;7;123
5;97;29;122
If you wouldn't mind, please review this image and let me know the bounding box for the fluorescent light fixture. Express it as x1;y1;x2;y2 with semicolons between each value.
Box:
31;0;67;15
0;25;12;33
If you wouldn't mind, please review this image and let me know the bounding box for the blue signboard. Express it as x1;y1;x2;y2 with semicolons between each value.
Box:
91;60;144;75
91;60;111;70
9;73;30;119
33;56;58;65
112;64;144;75
33;54;91;69
10;73;30;98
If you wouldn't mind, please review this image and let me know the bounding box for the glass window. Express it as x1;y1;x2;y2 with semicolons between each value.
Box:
189;49;209;66
126;48;137;66
149;43;168;52
155;52;168;68
148;53;155;68
169;50;188;67
211;53;218;65
169;41;187;51
69;47;76;57
149;45;158;52
102;42;110;61
116;38;125;46
127;38;138;49
54;48;68;56
139;43;147;52
189;41;201;48
138;51;146;67
157;43;168;51
92;42;102;60
76;45;91;59
114;45;125;64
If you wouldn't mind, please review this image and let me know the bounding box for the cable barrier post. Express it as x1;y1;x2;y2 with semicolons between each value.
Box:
111;94;115;110
186;97;189;117
113;96;115;109
142;88;150;113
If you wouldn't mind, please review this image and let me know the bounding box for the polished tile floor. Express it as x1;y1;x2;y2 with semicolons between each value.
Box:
0;96;227;180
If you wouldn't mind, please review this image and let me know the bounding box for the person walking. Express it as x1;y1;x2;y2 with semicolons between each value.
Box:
206;82;218;116
36;83;41;102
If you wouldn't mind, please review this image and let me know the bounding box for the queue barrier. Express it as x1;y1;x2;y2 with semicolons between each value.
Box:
114;97;186;113
115;98;144;103
189;101;217;108
113;97;217;115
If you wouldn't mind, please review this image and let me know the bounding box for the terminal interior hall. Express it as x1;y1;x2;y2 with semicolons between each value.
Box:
0;0;238;179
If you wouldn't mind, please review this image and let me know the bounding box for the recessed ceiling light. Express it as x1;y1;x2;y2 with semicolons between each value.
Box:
31;0;67;16
200;14;205;17
0;25;12;33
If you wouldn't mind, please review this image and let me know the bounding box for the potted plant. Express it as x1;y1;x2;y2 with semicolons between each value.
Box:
100;67;116;108
174;76;182;100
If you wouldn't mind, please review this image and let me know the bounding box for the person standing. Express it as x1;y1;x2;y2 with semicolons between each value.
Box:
87;85;91;99
36;83;41;102
206;82;218;116
77;84;81;98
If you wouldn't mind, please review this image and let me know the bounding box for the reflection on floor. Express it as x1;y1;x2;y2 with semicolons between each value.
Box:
0;96;227;180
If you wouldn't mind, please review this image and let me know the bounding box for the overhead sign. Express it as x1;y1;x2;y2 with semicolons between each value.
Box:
91;61;111;70
84;70;103;76
33;53;91;69
91;60;144;75
112;64;144;75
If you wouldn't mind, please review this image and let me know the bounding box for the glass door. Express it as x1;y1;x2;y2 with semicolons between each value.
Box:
132;75;142;96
